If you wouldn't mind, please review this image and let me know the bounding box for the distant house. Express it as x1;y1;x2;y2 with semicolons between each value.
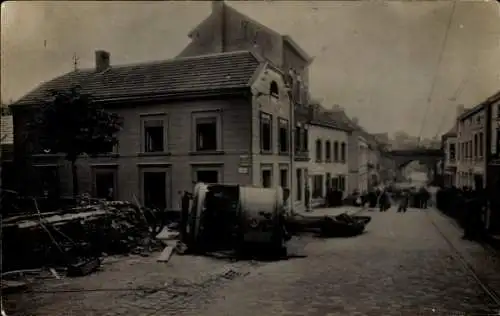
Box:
10;50;294;210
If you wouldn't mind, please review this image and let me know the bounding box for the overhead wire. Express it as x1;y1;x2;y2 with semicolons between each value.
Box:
434;63;477;138
417;0;458;146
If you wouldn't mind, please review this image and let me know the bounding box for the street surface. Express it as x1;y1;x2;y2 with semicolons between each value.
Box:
177;207;500;316
6;206;500;316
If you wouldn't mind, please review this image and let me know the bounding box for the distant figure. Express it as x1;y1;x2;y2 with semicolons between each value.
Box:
398;190;409;213
305;183;311;212
106;187;114;201
378;190;390;212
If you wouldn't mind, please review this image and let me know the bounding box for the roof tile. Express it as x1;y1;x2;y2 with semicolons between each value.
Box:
15;51;261;106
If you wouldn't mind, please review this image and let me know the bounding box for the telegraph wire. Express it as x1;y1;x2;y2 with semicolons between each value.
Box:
417;0;457;146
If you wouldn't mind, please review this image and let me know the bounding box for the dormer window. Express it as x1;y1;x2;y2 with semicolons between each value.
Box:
270;81;279;98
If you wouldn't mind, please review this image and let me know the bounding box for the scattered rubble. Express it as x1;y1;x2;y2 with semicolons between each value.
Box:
2;198;171;275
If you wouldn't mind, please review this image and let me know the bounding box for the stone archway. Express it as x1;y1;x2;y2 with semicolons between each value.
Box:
389;149;443;184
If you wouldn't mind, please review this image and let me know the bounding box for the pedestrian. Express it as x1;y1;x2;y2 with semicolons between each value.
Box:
398;190;409;213
305;183;311;212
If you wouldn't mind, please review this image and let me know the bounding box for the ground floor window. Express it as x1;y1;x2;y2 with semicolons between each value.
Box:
261;165;273;188
196;170;219;184
93;167;117;200
312;175;324;198
338;175;346;192
280;166;289;189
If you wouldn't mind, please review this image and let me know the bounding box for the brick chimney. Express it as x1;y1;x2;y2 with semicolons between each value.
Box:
211;0;226;52
95;50;110;72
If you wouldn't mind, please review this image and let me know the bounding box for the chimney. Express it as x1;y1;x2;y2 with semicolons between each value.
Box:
212;0;225;13
456;104;465;118
95;50;110;72
351;117;359;125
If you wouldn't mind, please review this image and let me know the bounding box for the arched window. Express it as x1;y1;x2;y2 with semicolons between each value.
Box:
270;81;279;98
315;139;322;162
333;141;339;162
325;141;331;161
341;142;346;162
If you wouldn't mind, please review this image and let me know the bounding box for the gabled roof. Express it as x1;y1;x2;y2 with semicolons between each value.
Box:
14;50;261;106
306;103;353;132
442;124;457;138
458;89;500;121
282;35;313;65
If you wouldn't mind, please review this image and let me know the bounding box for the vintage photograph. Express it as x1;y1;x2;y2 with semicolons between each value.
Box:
1;0;499;315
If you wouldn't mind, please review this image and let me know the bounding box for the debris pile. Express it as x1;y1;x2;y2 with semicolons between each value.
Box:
2;199;174;274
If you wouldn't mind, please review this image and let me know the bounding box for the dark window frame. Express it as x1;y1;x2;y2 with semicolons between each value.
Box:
315;139;322;162
260;112;273;153
278;117;289;154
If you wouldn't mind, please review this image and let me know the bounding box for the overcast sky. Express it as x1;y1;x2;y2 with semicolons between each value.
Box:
2;1;499;138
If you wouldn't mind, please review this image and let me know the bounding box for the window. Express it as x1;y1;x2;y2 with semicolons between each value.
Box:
325;141;331;162
496;128;500;155
332;177;339;190
93;168;117;200
260;112;272;152
143;118;165;152
303;129;309;152
338;175;346;192
195;117;218;151
262;168;272;188
35;166;60;198
270;81;279;98
341;142;346;163
196;170;219;184
280;167;288;188
333;141;339;162
479;132;484;157
315;139;322;162
312;175;324;198
278;118;289;153
449;143;456;161
474;134;478;158
326;172;331;189
497;105;500;119
296;169;302;201
142;171;167;210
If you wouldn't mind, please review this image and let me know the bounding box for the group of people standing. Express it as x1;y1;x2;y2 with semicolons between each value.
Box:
357;185;431;213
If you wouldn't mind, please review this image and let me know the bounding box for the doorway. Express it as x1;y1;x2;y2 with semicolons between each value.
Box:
93;168;117;200
143;171;167;210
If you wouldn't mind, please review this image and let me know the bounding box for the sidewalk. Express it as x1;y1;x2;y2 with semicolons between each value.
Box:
428;208;500;302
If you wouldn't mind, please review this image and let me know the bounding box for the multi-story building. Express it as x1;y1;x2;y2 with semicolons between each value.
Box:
10;50;294;210
179;1;312;102
441;124;457;187
307;103;351;206
456;102;487;189
485;90;500;233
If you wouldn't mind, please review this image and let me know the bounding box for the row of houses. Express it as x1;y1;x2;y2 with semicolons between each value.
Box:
5;1;392;212
442;89;500;232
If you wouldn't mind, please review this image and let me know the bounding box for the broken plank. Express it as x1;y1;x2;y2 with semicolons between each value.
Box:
157;246;174;263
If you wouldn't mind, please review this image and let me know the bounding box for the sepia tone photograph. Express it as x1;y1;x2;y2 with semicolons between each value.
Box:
1;0;499;315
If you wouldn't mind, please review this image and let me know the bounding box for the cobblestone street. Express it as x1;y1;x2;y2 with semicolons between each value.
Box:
174;207;500;316
5;207;500;316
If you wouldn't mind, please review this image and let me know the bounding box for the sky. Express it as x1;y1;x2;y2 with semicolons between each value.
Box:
1;1;499;138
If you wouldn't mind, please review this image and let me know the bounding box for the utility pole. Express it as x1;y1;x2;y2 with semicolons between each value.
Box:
73;53;79;71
